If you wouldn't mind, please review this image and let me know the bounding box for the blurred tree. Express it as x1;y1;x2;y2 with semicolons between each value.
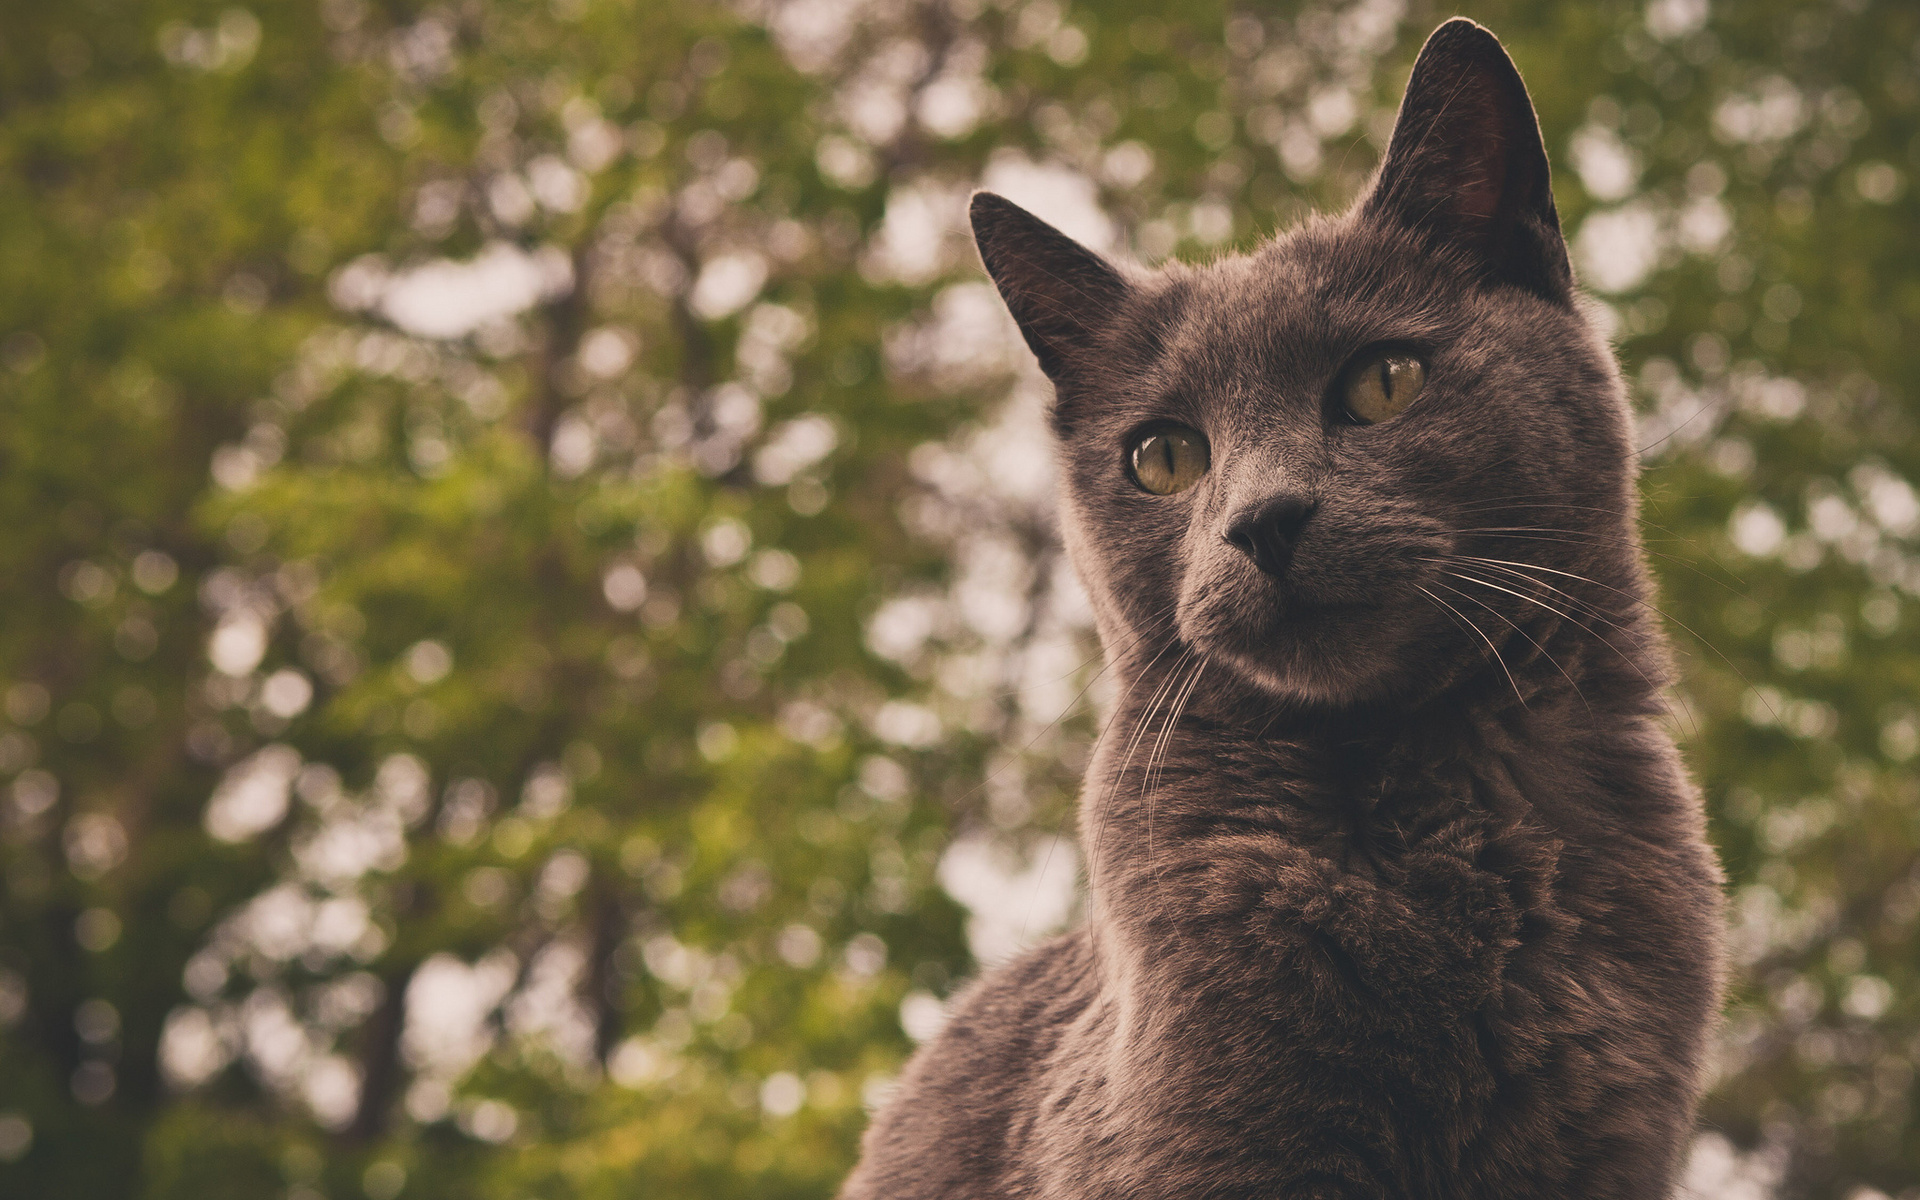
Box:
0;2;1914;1199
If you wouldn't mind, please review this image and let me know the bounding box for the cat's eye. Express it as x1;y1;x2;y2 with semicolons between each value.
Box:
1339;350;1427;424
1128;425;1210;495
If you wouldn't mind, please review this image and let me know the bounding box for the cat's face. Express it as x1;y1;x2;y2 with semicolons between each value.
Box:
974;19;1639;708
1051;228;1628;705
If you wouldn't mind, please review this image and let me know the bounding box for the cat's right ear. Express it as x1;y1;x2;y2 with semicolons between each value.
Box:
969;191;1130;382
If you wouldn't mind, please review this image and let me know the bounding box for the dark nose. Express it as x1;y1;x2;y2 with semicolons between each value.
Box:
1224;495;1316;577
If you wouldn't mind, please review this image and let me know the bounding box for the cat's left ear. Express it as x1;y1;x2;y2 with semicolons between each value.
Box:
1359;18;1572;304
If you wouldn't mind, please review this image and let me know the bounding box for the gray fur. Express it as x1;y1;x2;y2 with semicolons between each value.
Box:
842;19;1725;1198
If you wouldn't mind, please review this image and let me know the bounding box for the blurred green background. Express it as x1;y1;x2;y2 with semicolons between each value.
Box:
0;0;1915;1196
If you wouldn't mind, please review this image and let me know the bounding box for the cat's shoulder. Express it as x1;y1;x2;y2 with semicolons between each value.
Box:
839;929;1097;1199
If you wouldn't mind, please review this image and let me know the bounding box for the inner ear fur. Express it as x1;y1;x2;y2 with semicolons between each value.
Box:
969;191;1131;382
1360;18;1573;304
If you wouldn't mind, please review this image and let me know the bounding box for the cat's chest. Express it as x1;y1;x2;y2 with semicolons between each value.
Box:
1014;716;1706;1199
1112;735;1578;1019
1026;775;1568;1183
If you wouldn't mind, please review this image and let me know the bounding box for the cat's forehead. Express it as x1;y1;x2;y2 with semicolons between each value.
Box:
1123;218;1464;387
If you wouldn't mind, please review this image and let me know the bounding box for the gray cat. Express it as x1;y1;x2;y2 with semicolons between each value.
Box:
842;19;1725;1199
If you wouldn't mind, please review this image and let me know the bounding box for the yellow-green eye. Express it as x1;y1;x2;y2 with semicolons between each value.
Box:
1128;425;1210;495
1341;350;1427;424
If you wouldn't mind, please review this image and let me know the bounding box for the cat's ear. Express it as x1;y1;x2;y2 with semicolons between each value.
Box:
1360;19;1572;304
969;191;1130;381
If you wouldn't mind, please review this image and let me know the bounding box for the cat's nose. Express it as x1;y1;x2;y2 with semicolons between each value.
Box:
1224;495;1317;577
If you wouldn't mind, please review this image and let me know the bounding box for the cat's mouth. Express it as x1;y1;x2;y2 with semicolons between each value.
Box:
1169;522;1459;703
1256;572;1393;623
1176;571;1426;704
1270;595;1375;620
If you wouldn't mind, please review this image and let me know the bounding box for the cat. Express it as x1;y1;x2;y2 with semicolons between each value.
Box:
840;18;1725;1199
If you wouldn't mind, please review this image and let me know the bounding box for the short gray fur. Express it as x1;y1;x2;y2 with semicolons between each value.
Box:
841;19;1725;1199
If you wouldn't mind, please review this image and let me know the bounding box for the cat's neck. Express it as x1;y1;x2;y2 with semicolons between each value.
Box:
1078;602;1666;907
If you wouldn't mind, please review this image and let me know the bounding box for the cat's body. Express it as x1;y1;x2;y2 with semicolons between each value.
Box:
848;686;1720;1198
843;20;1724;1199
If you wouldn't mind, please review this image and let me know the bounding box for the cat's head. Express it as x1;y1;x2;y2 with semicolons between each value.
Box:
971;19;1643;709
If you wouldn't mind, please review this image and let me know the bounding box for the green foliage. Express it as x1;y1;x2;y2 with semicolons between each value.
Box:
0;1;1915;1198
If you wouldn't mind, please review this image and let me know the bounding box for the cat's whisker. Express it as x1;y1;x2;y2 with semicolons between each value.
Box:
1448;487;1624;508
1089;645;1196;884
1454;572;1701;741
986;639;1111;701
1017;602;1187;943
1431;555;1634;628
1115;645;1196;856
1437;565;1689;732
1446;499;1754;588
1445;493;1613;518
1446;492;1639;519
1450;553;1766;713
1429;580;1591;715
1414;583;1528;710
1441;573;1634;666
1433;563;1701;737
1144;654;1209;881
1071;618;1185;826
1447;523;1753;598
1451;522;1675;546
1443;553;1731;733
1448;494;1695;538
1448;497;1711;548
1414;446;1533;492
963;602;1183;815
1146;656;1204;796
1251;694;1293;742
1634;400;1726;459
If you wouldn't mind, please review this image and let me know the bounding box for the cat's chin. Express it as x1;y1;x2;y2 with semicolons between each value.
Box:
1185;602;1417;708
